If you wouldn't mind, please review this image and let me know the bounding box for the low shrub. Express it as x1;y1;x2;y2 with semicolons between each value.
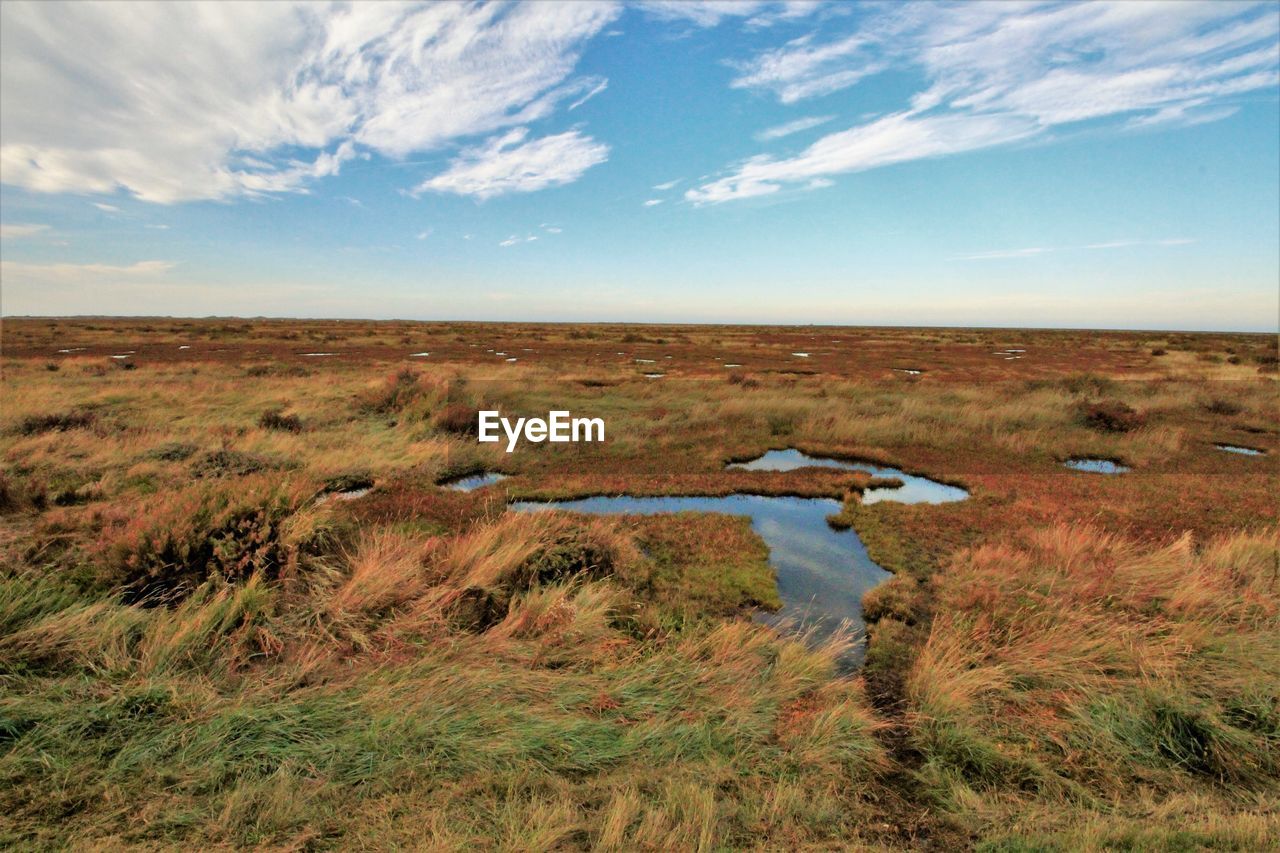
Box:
94;475;322;602
1079;399;1146;433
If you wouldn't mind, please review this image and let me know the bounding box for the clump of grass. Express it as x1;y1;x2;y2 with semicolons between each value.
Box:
1202;397;1243;416
435;402;479;435
191;449;276;478
93;475;324;602
147;441;199;462
16;409;95;435
1063;373;1117;396
244;362;311;378
907;524;1280;813
1079;399;1146;433
357;368;432;415
258;408;303;433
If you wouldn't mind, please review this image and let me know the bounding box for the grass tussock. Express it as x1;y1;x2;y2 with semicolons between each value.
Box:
906;524;1279;834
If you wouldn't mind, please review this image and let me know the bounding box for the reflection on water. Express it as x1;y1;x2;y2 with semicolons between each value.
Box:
513;494;889;667
1063;458;1129;474
442;472;509;491
727;448;969;504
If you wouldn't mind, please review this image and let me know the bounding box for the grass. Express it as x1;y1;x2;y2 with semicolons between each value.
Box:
1;317;1276;848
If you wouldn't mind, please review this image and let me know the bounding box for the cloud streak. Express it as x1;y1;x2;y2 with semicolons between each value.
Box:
0;223;49;239
415;128;608;200
693;1;1279;203
952;238;1197;261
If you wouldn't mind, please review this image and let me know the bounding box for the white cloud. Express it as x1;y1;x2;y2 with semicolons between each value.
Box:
92;202;121;213
652;179;680;191
953;238;1197;261
695;1;1279;203
0;1;619;203
0;222;48;239
732;32;884;103
146;224;170;230
499;234;538;247
415;127;608;199
542;224;563;233
688;111;1036;203
755;114;835;140
416;229;432;240
643;199;664;207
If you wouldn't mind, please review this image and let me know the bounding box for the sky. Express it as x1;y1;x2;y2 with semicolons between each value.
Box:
1;0;1278;331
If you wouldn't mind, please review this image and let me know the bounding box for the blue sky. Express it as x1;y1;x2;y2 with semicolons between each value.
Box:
1;1;1277;331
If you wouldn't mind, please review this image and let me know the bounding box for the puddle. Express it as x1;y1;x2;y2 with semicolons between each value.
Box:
178;345;191;350
442;472;509;491
1063;458;1129;474
792;352;810;358
410;352;430;357
727;449;968;505
894;368;922;375
1215;444;1266;456
643;373;665;379
513;494;889;667
635;358;655;364
57;347;87;353
111;354;130;359
302;352;336;357
724;363;743;368
505;357;518;362
316;487;371;505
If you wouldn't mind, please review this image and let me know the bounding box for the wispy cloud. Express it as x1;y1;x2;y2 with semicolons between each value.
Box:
0;222;49;239
92;202;120;213
0;2;620;203
643;199;663;207
953;238;1197;261
415;128;608;200
499;234;538;247
693;2;1279;203
567;77;608;110
0;259;176;281
416;229;432;240
755;114;835;141
637;1;822;29
652;179;680;191
732;32;883;103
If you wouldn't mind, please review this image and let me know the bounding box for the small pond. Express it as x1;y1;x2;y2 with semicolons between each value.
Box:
442;472;509;491
514;494;889;667
1063;458;1129;474
1215;444;1265;456
727;448;969;504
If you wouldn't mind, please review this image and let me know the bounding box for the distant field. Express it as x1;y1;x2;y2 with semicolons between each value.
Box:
2;317;1277;849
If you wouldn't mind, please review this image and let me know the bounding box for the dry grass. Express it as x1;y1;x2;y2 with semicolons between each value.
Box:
1;318;1276;849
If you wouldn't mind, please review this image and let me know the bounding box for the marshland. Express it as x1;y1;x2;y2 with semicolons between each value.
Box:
2;317;1277;849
